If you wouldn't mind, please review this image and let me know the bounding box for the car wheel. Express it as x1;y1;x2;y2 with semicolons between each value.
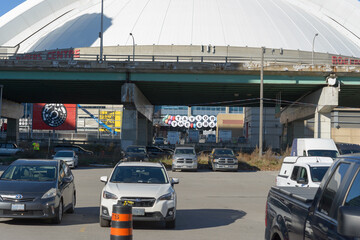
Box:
52;199;63;224
67;193;76;213
99;217;111;227
165;219;176;229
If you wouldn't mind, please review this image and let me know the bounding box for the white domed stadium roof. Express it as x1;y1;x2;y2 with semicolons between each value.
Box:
1;0;360;56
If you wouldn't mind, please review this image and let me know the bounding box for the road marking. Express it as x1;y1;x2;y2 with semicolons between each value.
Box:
80;227;86;233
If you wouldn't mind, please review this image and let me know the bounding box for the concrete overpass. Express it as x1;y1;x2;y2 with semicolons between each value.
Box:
1;46;360;147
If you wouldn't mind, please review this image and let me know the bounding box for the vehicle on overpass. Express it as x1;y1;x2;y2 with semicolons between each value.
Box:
123;145;149;162
208;148;238;171
53;150;79;168
172;146;198;172
0;159;76;224
265;156;360;240
99;161;179;228
276;156;333;187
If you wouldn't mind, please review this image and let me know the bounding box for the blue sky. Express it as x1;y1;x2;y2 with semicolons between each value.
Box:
0;0;25;17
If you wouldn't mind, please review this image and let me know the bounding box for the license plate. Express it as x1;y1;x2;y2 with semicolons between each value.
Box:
11;204;25;211
132;208;145;216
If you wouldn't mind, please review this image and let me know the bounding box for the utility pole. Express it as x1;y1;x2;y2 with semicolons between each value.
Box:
259;47;265;157
99;0;104;61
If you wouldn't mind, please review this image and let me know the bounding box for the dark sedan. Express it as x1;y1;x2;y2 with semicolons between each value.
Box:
0;159;76;224
208;148;238;171
124;145;149;161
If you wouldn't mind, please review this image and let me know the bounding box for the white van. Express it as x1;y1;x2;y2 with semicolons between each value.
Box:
290;138;339;158
276;156;333;188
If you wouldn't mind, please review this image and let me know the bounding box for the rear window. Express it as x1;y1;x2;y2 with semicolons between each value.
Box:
307;150;338;158
310;166;330;182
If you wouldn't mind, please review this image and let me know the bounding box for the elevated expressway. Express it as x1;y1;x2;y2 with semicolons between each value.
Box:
0;48;360;145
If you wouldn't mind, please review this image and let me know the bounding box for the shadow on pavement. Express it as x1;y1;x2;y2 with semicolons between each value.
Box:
134;208;246;230
0;207;100;226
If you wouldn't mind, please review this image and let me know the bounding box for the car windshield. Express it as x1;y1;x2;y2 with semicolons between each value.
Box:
310;166;330;182
307;150;338;158
55;151;74;157
214;149;234;155
110;166;168;184
126;147;146;153
175;148;195;155
0;165;57;182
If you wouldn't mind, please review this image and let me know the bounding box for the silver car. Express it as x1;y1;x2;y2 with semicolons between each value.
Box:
172;147;198;172
53;150;78;168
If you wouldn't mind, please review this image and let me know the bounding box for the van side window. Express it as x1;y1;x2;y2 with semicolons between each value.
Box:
291;166;300;181
318;163;350;217
344;170;360;207
298;167;308;183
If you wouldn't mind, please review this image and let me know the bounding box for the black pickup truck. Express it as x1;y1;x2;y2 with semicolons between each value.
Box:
265;156;360;240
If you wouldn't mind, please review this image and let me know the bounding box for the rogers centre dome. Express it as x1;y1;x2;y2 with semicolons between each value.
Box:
1;0;360;56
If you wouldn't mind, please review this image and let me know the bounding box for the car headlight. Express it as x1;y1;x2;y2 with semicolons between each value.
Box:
158;192;174;201
42;188;57;199
103;191;118;200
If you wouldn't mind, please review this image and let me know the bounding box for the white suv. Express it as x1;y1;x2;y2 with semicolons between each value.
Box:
99;161;179;228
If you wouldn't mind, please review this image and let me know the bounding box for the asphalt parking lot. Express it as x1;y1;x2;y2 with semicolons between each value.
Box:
0;166;277;240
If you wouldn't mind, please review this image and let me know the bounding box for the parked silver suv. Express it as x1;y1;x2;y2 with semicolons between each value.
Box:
172;146;198;172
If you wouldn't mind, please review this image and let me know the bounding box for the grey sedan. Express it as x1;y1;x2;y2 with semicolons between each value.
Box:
0;159;76;224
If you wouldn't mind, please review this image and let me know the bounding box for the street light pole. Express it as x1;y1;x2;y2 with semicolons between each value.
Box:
312;33;319;65
129;33;135;62
99;0;104;61
259;47;265;157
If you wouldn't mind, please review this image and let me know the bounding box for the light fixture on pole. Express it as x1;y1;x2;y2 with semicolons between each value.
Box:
129;33;135;62
99;0;104;62
259;47;265;157
312;33;319;65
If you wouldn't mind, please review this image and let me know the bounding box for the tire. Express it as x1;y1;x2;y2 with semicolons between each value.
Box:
66;193;76;213
99;217;111;227
52;199;63;224
165;219;176;229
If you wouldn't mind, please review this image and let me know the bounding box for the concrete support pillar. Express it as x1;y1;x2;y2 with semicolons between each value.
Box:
314;110;332;138
188;106;191;117
121;83;154;150
6;118;19;143
147;119;153;145
121;105;137;150
137;114;147;146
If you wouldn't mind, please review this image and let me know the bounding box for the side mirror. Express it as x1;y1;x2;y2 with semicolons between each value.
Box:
100;176;108;183
170;178;179;186
338;206;360;237
63;177;72;183
297;178;307;184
